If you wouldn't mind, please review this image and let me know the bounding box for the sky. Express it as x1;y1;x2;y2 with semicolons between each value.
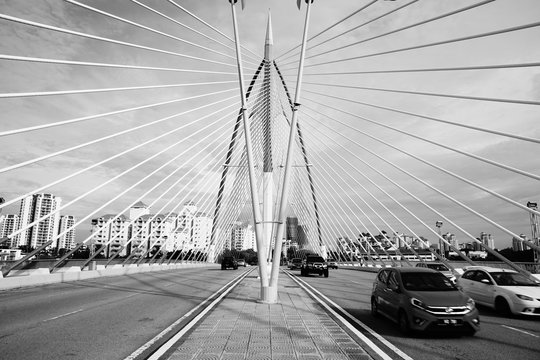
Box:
0;0;539;250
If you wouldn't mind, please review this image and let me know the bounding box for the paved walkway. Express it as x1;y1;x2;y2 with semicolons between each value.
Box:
164;269;376;360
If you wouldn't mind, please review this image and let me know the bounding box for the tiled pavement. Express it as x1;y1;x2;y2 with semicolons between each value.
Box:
164;269;376;360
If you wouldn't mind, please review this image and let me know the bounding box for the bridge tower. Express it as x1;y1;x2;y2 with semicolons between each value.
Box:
218;0;317;303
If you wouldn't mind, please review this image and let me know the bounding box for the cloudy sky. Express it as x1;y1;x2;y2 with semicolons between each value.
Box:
1;0;539;250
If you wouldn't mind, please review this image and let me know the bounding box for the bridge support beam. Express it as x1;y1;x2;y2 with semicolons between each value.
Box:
269;0;314;301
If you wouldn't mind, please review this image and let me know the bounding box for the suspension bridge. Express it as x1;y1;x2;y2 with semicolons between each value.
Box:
0;0;539;359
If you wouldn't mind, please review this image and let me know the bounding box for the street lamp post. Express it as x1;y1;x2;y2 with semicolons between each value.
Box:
435;221;444;258
527;201;539;272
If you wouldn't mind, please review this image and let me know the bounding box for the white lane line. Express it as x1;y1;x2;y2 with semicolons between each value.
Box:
123;269;251;360
502;325;539;338
286;270;413;360
44;309;83;322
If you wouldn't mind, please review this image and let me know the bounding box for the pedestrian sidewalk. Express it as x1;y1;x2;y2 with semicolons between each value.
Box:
164;269;375;360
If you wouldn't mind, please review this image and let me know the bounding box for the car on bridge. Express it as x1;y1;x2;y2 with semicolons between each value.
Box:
288;257;303;270
415;261;456;283
371;267;479;335
457;266;540;317
327;258;338;269
221;256;238;270
237;259;246;267
300;255;329;277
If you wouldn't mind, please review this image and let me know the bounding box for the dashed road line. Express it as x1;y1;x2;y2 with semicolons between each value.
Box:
502;325;539;338
44;309;83;322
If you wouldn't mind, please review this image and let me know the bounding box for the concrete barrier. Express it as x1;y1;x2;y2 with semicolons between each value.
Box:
0;262;217;291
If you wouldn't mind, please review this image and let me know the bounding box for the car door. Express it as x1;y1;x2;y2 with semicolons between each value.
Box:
473;270;496;305
383;270;402;320
374;269;391;315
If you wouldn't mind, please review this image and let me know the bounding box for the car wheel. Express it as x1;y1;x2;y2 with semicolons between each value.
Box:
371;297;379;317
398;311;410;334
495;297;511;315
324;270;329;278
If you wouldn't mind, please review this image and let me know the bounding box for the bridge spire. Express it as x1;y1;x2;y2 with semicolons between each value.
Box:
262;10;275;269
264;10;273;61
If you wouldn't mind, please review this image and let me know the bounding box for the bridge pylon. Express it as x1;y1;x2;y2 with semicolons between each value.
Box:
213;1;318;303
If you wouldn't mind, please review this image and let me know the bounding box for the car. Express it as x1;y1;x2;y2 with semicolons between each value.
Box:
288;257;303;270
327;258;338;269
300;255;329;277
371;267;479;335
457;266;540;316
415;262;456;283
221;256;238;270
237;259;246;267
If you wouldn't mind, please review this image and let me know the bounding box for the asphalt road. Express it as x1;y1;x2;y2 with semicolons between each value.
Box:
294;267;540;360
2;266;539;360
0;265;246;360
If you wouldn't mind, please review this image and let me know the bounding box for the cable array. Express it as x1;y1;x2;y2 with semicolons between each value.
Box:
1;0;539;278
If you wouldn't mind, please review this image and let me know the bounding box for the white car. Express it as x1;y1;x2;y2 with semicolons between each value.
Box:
415;262;456;283
457;266;540;316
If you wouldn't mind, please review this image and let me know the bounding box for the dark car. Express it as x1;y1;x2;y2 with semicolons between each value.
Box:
300;255;329;277
221;256;238;270
371;267;479;335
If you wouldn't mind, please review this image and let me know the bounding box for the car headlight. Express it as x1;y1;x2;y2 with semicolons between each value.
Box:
466;298;475;311
411;297;427;310
516;294;534;301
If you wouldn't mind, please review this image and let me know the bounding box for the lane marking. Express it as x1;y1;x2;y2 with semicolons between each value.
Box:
123;269;252;360
285;270;413;360
44;309;83;322
502;325;539;338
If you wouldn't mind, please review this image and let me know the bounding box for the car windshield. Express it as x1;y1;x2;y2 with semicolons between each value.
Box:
491;272;540;286
401;272;457;291
292;258;302;263
308;256;325;262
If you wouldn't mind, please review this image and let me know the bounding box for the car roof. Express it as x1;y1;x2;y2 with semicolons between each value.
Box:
379;267;439;274
463;266;516;273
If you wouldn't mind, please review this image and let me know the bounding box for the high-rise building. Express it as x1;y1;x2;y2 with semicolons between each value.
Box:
0;214;20;248
91;214;131;257
286;217;298;242
230;222;256;251
18;194;62;249
512;234;527;252
57;215;76;250
192;212;212;252
479;232;494;250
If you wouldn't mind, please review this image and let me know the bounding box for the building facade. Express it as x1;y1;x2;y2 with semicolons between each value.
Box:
57;215;76;250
